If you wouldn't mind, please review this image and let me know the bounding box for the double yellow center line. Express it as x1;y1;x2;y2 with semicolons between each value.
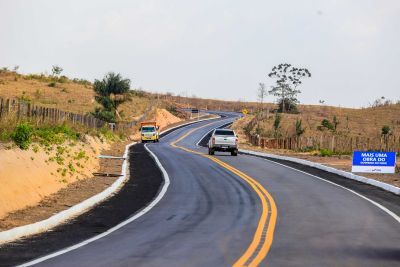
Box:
170;122;277;267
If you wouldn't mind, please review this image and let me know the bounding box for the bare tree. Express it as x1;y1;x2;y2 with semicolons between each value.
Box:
257;83;268;111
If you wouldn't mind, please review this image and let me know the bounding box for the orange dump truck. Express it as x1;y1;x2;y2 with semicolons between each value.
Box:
140;121;160;143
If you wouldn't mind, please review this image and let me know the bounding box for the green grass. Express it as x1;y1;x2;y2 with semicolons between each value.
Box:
4;121;82;150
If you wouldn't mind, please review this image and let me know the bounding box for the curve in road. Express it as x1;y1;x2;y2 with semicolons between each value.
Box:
4;112;399;267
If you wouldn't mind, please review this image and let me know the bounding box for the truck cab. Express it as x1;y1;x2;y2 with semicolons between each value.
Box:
140;122;160;143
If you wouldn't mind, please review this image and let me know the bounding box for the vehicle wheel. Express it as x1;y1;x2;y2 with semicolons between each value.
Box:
209;148;214;155
231;150;238;156
142;140;146;143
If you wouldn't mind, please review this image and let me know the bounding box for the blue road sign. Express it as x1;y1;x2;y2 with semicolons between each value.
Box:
352;151;396;173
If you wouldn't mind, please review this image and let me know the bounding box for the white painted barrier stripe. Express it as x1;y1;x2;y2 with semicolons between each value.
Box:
257;156;400;224
239;150;400;223
194;125;399;223
0;142;136;246
0;115;220;247
240;149;400;195
17;144;171;267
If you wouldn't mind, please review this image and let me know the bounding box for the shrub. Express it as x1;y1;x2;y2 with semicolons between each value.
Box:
299;146;317;153
92;107;116;123
35;124;80;146
318;118;335;132
48;82;56;87
320;148;334;157
295;119;305;137
381;125;391;136
58;75;69;83
99;127;118;142
12;122;34;149
273;112;281;131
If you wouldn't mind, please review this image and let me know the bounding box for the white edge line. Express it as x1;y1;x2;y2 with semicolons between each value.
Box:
17;144;171;267
239;149;400;195
194;123;400;223
0;142;136;246
1;115;219;247
239;150;400;224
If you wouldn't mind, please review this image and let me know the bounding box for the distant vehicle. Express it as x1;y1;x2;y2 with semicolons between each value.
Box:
208;129;238;156
140;122;159;143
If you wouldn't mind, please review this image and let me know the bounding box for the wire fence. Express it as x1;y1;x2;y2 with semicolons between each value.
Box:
0;98;155;131
246;133;400;153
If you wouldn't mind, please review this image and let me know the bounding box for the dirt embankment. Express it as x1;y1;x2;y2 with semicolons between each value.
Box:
0;108;190;231
0;136;109;220
130;108;182;140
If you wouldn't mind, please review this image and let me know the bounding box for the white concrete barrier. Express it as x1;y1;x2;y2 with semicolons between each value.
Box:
240;149;400;195
0;142;136;245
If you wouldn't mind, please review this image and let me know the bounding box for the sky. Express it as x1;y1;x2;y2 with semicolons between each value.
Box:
1;0;399;108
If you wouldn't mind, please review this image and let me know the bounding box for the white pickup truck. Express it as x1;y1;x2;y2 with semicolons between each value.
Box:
208;129;238;156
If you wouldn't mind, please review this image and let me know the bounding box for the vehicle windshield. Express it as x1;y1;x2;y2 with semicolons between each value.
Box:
214;130;235;136
142;126;156;132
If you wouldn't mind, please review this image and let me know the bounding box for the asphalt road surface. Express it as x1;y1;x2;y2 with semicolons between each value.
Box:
14;113;400;266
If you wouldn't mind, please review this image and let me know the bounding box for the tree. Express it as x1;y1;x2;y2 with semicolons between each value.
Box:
268;63;311;113
333;116;339;132
318;118;335;132
51;65;63;77
381;125;391;150
257;83;268;110
92;72;131;122
381;125;391;136
273;112;281;137
295;119;305;137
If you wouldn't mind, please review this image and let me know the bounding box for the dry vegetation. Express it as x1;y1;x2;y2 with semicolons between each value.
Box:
250;104;400;138
0;71;150;122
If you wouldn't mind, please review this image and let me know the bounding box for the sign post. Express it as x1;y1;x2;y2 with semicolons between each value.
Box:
352;151;396;173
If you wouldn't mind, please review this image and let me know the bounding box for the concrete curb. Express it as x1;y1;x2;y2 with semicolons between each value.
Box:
0;142;136;245
0;115;221;245
239;149;400;195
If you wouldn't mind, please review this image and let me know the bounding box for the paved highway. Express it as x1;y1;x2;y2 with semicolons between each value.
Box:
19;114;400;266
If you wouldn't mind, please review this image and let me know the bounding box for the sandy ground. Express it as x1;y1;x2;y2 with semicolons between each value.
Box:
0;141;128;231
0;108;191;231
0;136;110;220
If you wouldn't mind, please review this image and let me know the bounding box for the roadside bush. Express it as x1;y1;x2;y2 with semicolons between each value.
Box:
92;107;116;123
299;146;317;153
318;119;335;131
319;148;334;157
166;105;179;117
381;125;391;136
98;127;119;142
35;124;80;146
48;82;56;87
12;122;34;149
58;76;69;83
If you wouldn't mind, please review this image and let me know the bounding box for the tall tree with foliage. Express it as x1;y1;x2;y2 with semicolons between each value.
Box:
92;72;131;122
51;65;63;77
268;63;311;113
